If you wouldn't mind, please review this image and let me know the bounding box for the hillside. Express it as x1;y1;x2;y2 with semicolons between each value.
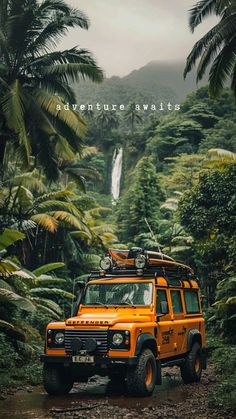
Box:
74;61;206;105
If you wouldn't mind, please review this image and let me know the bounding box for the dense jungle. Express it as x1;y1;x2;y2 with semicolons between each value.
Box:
0;0;235;417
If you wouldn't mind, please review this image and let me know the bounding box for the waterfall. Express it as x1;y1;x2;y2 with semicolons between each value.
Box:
111;148;123;203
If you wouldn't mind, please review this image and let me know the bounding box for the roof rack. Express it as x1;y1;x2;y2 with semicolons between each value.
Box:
89;259;198;287
91;248;197;287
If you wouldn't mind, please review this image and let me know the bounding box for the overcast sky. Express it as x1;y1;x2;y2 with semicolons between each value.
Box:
59;0;216;77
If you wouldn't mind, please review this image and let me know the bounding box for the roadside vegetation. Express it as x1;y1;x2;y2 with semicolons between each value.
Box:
0;0;235;414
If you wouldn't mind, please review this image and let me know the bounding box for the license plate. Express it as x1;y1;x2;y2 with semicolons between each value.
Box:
72;355;94;363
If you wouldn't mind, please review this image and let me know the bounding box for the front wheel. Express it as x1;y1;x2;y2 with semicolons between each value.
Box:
43;365;74;395
126;349;157;397
181;342;202;384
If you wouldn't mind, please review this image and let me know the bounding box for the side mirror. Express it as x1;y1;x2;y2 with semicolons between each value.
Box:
160;301;168;315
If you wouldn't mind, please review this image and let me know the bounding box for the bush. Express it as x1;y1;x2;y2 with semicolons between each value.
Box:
0;333;43;389
209;345;236;413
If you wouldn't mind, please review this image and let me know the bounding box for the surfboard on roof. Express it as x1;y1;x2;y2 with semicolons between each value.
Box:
108;248;194;274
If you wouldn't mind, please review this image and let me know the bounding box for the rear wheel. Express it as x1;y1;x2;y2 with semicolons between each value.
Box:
181;342;202;384
43;364;74;395
126;349;157;397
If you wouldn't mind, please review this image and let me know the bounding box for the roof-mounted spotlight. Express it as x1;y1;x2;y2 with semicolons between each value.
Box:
135;254;147;269
100;256;113;271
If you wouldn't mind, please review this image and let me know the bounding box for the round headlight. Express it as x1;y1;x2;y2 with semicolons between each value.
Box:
100;256;112;271
135;254;146;269
112;333;123;345
55;332;64;344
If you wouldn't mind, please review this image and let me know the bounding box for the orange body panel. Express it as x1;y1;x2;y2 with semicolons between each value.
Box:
45;274;206;360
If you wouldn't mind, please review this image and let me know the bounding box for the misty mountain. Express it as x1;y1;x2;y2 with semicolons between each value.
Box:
74;61;206;105
122;61;206;100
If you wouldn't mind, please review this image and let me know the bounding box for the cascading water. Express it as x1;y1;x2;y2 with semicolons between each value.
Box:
111;148;123;203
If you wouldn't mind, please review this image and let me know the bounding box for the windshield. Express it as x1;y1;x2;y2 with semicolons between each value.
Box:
82;282;153;306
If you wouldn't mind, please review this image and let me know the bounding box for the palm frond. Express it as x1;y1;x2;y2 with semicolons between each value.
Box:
161;198;179;212
55;136;75;160
70;230;92;244
189;0;226;32
52;211;86;229
184;24;221;77
208;35;236;96
12;171;46;193
37;200;83;217
33;89;87;138
207;148;236;162
0;80;31;160
31;213;58;233
36;189;75;203
41;62;103;83
91;225;116;234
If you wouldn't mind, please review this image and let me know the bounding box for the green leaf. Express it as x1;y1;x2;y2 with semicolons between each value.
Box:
0;228;25;251
30;287;74;299
36;304;61;319
31;297;62;316
32;262;65;277
0;320;25;341
0;289;36;312
226;296;236;305
0;279;13;290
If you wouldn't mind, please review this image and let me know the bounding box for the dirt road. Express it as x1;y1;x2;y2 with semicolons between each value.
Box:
0;364;234;419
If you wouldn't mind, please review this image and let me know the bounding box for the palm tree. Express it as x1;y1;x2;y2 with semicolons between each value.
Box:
124;103;143;132
0;0;103;178
184;0;236;98
96;110;119;132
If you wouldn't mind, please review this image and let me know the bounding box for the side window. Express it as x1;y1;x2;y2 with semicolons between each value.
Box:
171;290;183;314
156;290;168;314
184;291;200;313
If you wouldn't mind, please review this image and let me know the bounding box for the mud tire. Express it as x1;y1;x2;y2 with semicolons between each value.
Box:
126;349;157;397
181;342;202;384
43;364;74;395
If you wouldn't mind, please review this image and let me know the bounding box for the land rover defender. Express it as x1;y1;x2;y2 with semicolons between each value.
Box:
41;248;207;397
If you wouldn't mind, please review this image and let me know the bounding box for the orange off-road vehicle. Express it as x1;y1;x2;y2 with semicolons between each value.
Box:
41;248;207;397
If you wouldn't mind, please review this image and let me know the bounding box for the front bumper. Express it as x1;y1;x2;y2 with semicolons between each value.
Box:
40;354;138;366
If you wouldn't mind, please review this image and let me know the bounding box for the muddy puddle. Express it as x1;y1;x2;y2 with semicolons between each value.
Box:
0;373;187;419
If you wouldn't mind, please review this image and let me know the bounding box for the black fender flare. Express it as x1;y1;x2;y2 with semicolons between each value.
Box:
135;333;157;357
187;329;202;351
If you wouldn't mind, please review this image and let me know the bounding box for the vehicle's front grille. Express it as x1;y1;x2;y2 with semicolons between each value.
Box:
65;329;108;354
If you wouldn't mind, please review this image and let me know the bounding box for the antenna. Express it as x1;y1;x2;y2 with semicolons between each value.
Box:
144;217;163;259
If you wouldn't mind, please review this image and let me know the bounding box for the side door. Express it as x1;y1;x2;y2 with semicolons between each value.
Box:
170;289;186;355
183;289;204;352
156;288;175;356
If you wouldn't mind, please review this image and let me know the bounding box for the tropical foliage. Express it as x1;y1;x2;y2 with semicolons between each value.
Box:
0;1;235;413
184;0;236;98
0;0;103;179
